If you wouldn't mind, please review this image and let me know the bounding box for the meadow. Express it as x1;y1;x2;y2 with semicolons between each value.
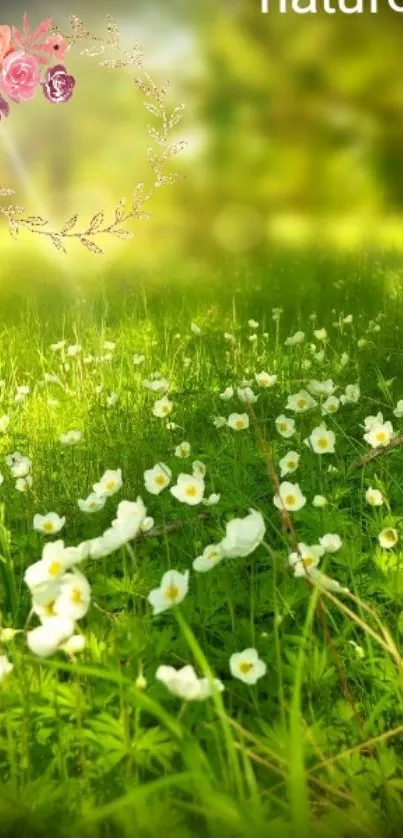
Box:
1;254;403;838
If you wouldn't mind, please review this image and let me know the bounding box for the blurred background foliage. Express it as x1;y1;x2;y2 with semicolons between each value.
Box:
1;0;403;296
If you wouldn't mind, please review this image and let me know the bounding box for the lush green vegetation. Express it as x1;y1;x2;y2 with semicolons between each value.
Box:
0;257;402;837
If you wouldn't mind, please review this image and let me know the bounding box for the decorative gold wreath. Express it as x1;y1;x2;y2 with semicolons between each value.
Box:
0;16;185;255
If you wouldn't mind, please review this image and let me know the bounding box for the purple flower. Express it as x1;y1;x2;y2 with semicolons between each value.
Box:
0;95;10;121
42;64;75;104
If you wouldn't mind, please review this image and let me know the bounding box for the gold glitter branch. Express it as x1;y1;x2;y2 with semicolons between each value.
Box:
0;15;186;255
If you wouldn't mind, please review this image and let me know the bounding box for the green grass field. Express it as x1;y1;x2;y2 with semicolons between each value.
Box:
1;254;403;838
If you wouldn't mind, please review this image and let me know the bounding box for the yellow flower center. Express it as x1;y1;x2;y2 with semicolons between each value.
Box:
383;529;396;543
317;438;329;449
44;601;56;617
235;420;245;429
48;560;62;577
165;584;179;602
278;423;287;432
70;587;84;605
287;461;296;470
239;661;253;674
284;494;296;507
155;474;167;486
185;485;198;498
297;399;307;409
302;556;315;568
375;431;386;444
105;480;116;491
208;551;219;561
43;521;55;533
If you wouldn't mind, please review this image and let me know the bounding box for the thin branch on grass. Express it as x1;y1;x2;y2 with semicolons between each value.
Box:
353;434;403;469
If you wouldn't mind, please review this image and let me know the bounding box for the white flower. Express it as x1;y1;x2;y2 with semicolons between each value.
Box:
89;530;124;559
193;544;224;572
340;352;349;367
313;494;327;508
213;416;227;429
309;424;336;455
237;387;258;404
285;331;305;347
67;344;81;357
24;541;73;591
378;528;399;549
106;392;119;407
340;384;360;405
141;516;154;532
229;648;266;685
16;475;33;493
175;441;191;459
227;413;249;431
286;390;317;413
288;543;324;577
54;572;91;620
191;461;205;479
50;340;66;352
275;415;295;438
322;396;340;415
61;634;86;657
148;569;189;615
279;451;300;477
220;509;265;558
78;493;106;513
307;379;335;397
102;341;115;351
33;512;65;536
64;542;91;565
0;655;13;682
224;332;236;343
27;616;75;657
93;468;122;497
255;371;277;388
394;400;403;419
170;474;205;506
309;568;349;593
156;664;223;701
10;456;31;478
319;533;342;553
364;420;394;449
343;314;353;324
0;415;9;433
143;377;169;393
274;482;306;513
191;323;202;335
363;412;384;431
133;353;145;366
248;319;259;328
314;328;327;342
110;498;147;544
60;430;81;445
365;487;384;507
153;396;173;418
0;655;13;681
144;463;172;495
220;386;234;401
202;493;220;506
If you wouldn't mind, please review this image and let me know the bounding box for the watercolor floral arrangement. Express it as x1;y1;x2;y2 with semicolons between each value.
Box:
0;13;75;121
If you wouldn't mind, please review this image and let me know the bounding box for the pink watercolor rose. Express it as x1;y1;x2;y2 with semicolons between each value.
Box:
1;49;40;102
0;25;12;63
